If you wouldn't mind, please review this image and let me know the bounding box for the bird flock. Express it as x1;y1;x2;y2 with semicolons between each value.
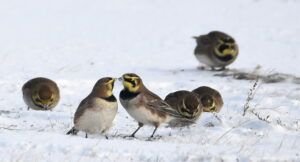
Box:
21;30;239;140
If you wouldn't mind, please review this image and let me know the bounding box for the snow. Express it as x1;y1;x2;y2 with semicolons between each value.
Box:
0;0;300;161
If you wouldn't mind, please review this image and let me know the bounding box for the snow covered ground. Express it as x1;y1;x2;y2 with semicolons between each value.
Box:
0;0;300;161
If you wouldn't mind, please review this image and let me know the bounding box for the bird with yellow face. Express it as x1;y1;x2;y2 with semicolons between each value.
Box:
119;73;193;138
164;90;203;127
192;86;223;113
193;31;239;70
164;86;223;127
22;77;60;111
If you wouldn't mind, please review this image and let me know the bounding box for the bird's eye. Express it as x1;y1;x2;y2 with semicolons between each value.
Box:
218;44;229;53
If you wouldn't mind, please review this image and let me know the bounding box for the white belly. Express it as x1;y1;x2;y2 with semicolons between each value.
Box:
75;99;117;134
126;106;171;126
195;54;215;67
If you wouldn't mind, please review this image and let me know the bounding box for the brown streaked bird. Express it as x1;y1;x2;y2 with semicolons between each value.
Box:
193;31;239;70
22;77;60;111
192;86;223;113
119;73;193;138
66;77;118;138
164;90;203;127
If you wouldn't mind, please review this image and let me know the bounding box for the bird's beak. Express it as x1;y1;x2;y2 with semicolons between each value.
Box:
192;36;198;39
118;77;123;82
43;105;49;110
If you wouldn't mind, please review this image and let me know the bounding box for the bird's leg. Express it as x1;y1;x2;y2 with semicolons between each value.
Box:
129;123;143;137
85;133;88;138
219;67;226;71
215;67;227;71
146;126;162;141
27;107;30;110
197;66;206;70
105;135;109;140
150;126;158;138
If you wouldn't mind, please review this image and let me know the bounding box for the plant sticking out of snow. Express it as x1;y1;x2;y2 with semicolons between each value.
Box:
243;78;259;116
242;76;300;132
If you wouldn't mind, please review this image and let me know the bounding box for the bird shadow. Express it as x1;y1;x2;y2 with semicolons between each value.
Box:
111;133;163;141
147;65;300;84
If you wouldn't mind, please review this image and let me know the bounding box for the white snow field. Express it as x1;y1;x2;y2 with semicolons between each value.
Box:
0;0;300;161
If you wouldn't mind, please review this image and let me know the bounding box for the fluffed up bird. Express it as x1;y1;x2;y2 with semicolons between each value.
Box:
164;90;203;127
22;77;60;111
67;77;118;138
192;86;223;113
193;31;239;70
119;73;193;138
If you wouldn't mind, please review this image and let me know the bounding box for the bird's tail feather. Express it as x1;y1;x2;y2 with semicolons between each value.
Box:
168;117;195;127
66;127;79;135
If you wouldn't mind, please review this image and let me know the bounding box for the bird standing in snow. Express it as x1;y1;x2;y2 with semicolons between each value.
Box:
119;73;192;138
193;31;239;70
67;77;118;138
192;86;224;113
164;90;203;127
22;77;60;111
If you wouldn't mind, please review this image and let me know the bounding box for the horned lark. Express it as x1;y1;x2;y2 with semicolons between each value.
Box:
119;73;192;138
193;31;239;70
22;77;60;111
164;90;203;127
67;77;117;138
192;86;223;113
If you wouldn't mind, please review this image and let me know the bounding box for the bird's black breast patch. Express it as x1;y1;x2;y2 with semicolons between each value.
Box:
215;54;233;62
103;95;117;102
120;89;139;100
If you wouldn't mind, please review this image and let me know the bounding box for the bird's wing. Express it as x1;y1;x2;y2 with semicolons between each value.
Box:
146;99;183;118
164;90;190;110
73;97;94;123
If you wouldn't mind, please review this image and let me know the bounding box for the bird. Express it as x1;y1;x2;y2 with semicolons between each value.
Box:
164;90;203;127
66;77;118;138
193;31;239;70
192;86;223;113
119;73;192;138
22;77;60;111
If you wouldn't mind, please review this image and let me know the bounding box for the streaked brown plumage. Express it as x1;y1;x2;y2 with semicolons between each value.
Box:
22;77;60;111
164;90;203;127
192;86;223;113
193;31;239;70
66;77;117;138
119;73;192;138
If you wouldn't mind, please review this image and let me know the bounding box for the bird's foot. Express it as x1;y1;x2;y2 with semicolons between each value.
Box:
211;67;227;71
146;135;162;141
197;66;206;70
122;134;136;139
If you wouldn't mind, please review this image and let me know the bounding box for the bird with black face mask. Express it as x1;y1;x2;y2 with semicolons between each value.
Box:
164;86;223;126
22;77;60;111
192;86;223;113
193;31;239;70
66;77;118;138
119;73;193;138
